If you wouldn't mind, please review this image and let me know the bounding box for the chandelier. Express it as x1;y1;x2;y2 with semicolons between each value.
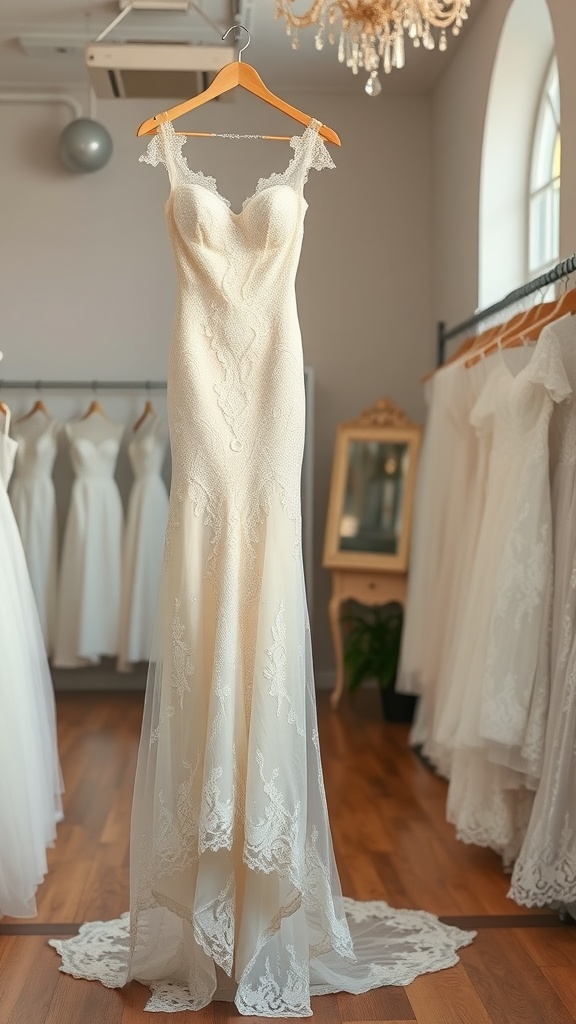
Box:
276;1;472;95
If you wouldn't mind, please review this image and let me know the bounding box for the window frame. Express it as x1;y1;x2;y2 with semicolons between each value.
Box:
528;56;561;279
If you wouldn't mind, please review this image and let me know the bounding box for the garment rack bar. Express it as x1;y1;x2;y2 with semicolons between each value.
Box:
436;252;576;366
0;380;167;390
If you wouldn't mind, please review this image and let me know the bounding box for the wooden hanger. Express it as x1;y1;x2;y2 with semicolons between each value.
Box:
81;399;107;420
513;282;576;344
136;26;341;147
133;399;155;433
0;401;11;434
15;398;50;423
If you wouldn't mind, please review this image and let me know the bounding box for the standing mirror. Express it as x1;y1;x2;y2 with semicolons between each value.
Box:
323;399;421;573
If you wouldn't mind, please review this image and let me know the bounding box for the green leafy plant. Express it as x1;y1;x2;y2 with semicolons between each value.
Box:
342;602;404;692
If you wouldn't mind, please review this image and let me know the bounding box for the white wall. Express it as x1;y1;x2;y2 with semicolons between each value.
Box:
432;0;576;336
0;88;433;685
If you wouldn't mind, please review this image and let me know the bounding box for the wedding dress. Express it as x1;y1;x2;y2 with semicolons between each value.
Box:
0;423;63;918
446;332;571;865
50;120;473;1015
10;414;59;652
53;418;124;667
118;415;169;670
510;314;576;908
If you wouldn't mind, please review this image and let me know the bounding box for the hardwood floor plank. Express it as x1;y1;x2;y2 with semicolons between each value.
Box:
463;929;576;1023
46;975;124;1024
516;924;576;966
0;937;43;1023
541;966;576;1018
4;939;61;1024
338;985;415;1021
406;964;494;1024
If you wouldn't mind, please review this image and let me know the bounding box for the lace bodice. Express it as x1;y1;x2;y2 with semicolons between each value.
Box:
140;119;335;214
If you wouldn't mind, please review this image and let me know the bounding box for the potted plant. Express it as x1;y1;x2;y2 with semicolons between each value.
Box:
342;601;416;722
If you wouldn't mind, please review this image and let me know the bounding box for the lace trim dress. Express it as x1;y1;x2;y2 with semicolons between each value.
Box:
510;314;576;908
50;119;474;1016
445;332;571;866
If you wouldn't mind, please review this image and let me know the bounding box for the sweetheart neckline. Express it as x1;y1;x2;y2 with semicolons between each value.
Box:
168;180;308;219
160;119;320;217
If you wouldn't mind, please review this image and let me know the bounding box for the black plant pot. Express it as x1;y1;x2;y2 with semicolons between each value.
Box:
379;685;417;723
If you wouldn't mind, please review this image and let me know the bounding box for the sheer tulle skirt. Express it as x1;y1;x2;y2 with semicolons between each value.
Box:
51;493;474;1015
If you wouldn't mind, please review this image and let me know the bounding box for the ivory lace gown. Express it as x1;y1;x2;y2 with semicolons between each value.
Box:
51;120;473;1015
510;314;576;908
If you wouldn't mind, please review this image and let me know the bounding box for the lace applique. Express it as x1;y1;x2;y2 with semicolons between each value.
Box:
236;944;311;1018
252;119;335;202
140;125;224;202
171;598;194;707
141;118;334;212
149;703;174;746
198;760;235;853
244;751;301;878
153;758;200;875
264;602;301;732
193;874;235;974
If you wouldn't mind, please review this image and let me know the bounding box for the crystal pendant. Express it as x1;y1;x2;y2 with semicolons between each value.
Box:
365;72;382;96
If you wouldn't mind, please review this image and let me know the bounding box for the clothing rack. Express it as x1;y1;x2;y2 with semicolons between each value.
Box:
0;380;167;391
436;253;576;367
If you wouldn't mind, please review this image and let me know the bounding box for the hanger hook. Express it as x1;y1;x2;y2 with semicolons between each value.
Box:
222;24;250;62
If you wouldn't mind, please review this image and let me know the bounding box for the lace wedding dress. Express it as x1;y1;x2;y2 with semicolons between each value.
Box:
510;314;576;909
50;120;473;1015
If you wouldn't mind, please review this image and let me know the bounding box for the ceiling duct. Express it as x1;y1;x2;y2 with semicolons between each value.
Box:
85;41;235;98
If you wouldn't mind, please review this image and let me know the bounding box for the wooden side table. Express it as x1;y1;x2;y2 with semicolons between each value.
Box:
328;569;407;709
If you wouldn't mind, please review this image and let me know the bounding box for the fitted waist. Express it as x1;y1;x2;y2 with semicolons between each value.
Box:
13;471;55;482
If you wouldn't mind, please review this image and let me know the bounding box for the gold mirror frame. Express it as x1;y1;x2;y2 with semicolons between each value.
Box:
323;398;422;573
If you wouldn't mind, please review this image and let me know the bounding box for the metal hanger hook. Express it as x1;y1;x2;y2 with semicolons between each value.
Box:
222;24;251;62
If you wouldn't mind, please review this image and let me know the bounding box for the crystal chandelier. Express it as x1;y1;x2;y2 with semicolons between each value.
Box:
276;1;472;95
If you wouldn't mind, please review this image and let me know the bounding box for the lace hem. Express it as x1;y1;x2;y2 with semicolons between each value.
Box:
50;901;475;1016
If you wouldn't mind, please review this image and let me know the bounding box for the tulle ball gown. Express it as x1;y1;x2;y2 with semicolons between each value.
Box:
51;120;473;1015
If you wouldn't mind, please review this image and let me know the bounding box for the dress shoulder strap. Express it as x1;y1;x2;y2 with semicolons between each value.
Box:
139;121;189;186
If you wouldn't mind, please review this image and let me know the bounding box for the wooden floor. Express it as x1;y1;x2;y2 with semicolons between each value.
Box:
1;690;575;1023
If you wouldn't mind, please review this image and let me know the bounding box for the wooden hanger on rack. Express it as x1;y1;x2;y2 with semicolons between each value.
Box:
15;397;50;423
136;26;341;147
81;399;108;420
133;399;155;432
466;281;576;367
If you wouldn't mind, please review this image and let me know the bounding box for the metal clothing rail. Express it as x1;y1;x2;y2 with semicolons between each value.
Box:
436;253;576;367
0;379;167;390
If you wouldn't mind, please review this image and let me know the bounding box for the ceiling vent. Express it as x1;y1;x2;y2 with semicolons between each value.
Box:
85;42;235;99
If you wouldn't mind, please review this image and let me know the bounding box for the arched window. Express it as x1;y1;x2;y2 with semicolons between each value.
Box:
528;58;561;277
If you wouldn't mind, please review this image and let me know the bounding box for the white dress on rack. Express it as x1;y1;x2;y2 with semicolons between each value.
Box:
53;418;124;668
0;427;64;918
10;415;59;653
118;415;169;671
446;334;571;865
50;120;474;1015
510;314;576;909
